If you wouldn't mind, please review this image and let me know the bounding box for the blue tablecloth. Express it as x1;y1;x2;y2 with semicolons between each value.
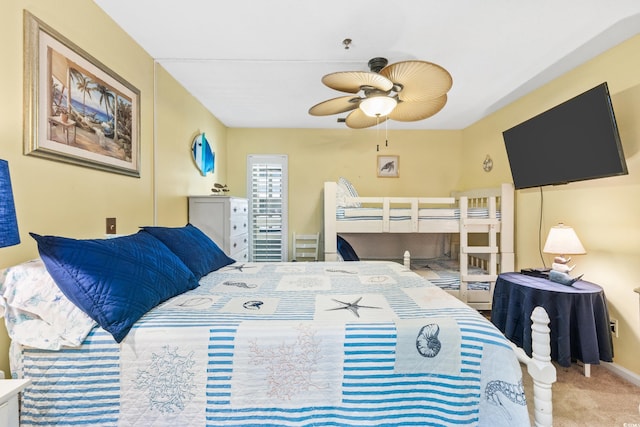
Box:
491;272;614;367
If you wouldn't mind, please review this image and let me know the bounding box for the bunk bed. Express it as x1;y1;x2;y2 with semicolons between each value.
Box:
324;179;515;310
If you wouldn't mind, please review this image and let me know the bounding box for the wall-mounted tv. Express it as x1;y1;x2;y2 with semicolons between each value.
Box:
503;82;627;190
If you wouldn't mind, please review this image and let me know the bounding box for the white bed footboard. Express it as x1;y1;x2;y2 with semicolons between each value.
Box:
509;306;557;427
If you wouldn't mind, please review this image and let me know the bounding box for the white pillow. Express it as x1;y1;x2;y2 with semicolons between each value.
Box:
0;259;96;349
337;177;362;208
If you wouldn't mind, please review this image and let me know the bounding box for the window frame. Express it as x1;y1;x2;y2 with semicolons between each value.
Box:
246;154;288;262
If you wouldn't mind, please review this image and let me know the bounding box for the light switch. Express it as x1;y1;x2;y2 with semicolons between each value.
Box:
106;218;116;234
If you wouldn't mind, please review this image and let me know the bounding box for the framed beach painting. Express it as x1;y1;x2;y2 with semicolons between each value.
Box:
377;155;399;178
23;11;141;177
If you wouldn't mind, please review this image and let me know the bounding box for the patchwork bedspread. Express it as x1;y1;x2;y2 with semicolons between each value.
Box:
14;261;528;426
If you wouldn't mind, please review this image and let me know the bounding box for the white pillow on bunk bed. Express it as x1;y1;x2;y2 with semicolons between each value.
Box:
337;177;362;208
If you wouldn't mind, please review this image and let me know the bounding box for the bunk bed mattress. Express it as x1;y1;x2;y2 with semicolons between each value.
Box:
412;258;491;291
337;207;501;221
14;261;527;426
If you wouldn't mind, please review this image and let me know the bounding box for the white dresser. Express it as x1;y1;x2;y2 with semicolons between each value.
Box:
0;379;31;427
188;196;249;262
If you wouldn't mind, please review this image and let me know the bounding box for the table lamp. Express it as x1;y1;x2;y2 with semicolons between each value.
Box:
543;223;585;285
0;159;20;249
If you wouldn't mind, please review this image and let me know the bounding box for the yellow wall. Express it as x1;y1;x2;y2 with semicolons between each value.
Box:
0;0;224;376
461;35;640;374
226;128;463;257
154;66;228;225
2;0;640;381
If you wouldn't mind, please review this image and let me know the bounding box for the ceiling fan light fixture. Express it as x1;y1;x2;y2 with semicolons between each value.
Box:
310;57;452;128
359;96;397;117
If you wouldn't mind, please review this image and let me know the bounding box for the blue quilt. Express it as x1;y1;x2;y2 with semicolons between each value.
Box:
15;261;528;426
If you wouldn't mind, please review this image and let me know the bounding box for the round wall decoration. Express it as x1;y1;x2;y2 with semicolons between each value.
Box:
483;154;493;172
191;133;215;176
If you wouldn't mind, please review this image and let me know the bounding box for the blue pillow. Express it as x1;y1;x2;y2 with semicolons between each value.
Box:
30;231;199;343
139;224;235;279
337;235;359;261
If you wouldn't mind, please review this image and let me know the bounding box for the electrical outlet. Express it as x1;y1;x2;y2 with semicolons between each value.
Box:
610;318;619;338
106;218;116;234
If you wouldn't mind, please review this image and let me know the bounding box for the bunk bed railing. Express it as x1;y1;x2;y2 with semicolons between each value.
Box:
350;196;457;232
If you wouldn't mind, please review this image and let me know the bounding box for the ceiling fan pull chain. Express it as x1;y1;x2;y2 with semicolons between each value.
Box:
376;116;380;150
385;118;389;147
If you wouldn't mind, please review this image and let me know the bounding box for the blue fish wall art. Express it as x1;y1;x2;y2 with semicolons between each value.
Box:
192;132;215;176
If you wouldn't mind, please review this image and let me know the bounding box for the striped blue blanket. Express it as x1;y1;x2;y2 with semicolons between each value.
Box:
15;261;528;426
411;257;491;291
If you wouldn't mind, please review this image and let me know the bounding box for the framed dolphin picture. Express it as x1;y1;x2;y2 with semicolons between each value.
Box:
377;155;399;178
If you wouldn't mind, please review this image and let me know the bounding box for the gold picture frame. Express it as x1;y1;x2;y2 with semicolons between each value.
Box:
23;11;141;177
377;155;399;178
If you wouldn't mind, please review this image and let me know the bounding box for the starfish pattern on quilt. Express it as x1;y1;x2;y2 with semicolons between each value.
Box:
326;297;382;318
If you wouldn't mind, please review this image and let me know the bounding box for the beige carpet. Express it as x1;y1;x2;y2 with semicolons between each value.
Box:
522;362;640;426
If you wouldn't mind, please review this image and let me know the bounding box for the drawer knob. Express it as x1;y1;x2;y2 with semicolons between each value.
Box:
233;225;237;230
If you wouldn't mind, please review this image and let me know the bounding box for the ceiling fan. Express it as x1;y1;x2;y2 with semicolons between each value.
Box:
309;57;453;129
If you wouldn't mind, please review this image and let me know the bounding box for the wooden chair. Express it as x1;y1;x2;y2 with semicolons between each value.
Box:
292;232;320;261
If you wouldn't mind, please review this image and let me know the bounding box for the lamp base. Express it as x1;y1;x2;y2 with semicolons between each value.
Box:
520;268;550;278
549;270;584;286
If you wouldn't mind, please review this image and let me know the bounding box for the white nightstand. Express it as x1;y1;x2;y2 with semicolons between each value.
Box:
0;379;31;427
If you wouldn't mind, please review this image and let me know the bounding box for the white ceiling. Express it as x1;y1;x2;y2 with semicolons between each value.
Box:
93;0;640;130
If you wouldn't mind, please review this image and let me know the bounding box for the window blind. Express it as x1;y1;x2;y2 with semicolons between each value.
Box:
247;155;288;262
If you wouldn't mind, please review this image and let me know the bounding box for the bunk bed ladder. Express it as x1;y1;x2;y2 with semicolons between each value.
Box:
459;195;500;310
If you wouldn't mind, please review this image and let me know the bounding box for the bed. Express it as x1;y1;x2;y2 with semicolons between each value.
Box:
324;178;515;310
0;225;554;426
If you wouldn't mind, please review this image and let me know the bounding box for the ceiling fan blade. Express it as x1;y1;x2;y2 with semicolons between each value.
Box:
309;96;360;116
389;95;448;122
322;71;393;93
381;60;453;102
344;108;389;129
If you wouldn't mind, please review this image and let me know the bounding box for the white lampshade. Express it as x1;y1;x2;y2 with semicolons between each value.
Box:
543;223;586;256
359;96;397;117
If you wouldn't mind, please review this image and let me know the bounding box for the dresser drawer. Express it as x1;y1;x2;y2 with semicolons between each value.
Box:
230;233;248;253
229;199;248;217
229;217;248;237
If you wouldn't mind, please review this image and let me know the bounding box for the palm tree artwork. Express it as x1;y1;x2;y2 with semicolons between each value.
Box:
94;84;116;138
49;57;134;162
37;24;139;175
70;68;93;116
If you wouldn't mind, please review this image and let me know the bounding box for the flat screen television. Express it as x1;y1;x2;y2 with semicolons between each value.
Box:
503;82;627;190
